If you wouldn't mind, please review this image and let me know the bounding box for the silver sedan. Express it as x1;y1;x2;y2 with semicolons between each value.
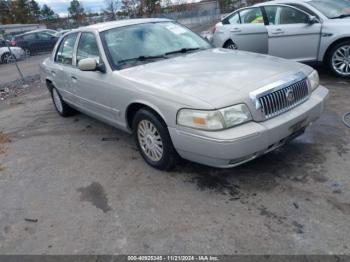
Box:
40;18;328;170
212;0;350;78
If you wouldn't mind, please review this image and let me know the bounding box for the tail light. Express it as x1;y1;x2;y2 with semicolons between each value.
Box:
211;25;216;34
10;40;16;46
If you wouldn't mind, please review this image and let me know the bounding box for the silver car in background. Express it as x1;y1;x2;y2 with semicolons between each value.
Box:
40;19;328;170
212;0;350;78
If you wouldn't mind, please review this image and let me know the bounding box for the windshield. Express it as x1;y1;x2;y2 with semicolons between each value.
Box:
309;0;350;18
100;22;211;70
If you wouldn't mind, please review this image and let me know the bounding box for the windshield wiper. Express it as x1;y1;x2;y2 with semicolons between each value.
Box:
330;14;350;19
165;47;201;55
117;55;167;65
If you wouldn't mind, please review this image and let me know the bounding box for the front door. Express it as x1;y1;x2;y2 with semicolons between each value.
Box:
70;32;116;123
264;5;322;62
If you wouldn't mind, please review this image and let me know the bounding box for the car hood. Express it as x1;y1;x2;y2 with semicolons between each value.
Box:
119;48;312;109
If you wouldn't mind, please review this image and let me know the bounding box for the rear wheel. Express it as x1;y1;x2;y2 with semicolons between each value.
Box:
51;87;75;117
224;40;237;50
327;41;350;78
24;48;31;57
132;109;178;170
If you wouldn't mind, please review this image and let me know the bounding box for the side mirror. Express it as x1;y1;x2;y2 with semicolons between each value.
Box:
78;58;97;71
307;16;318;25
78;58;106;73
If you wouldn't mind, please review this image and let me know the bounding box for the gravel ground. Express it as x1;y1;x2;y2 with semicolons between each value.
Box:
0;66;349;255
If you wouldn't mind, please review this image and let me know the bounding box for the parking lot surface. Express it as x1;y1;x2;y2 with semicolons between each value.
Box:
0;67;349;254
0;54;49;85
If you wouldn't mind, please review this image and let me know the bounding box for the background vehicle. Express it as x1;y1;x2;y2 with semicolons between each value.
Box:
11;31;58;56
41;18;328;170
212;0;350;78
0;39;24;64
56;29;72;37
28;29;59;36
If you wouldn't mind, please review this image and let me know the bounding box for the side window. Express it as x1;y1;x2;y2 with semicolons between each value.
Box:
76;32;100;64
228;12;240;24
277;6;309;24
239;7;264;24
56;33;78;65
23;34;37;41
265;6;278;25
38;32;53;40
287;3;318;17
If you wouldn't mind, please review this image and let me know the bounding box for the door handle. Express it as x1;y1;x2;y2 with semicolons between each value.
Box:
230;28;242;33
71;76;78;82
51;70;56;76
271;29;284;35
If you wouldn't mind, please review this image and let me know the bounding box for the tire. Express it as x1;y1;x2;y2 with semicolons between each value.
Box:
224;40;237;50
1;52;15;64
132;109;178;170
24;48;31;57
51;87;75;117
327;41;350;78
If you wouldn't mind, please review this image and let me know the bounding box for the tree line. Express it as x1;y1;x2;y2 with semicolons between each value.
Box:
0;0;262;28
0;0;57;24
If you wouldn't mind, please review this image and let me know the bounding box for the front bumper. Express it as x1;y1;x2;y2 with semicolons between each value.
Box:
169;85;329;168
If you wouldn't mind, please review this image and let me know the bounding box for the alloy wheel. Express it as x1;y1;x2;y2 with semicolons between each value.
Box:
5;54;16;64
137;120;164;162
226;43;237;50
332;45;350;76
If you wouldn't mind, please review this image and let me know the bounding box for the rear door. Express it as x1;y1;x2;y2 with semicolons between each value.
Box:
264;5;322;61
37;32;57;52
52;33;79;103
221;7;268;53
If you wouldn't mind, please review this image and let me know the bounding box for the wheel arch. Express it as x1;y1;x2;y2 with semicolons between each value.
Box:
125;102;168;131
45;79;55;92
323;37;350;62
223;39;235;48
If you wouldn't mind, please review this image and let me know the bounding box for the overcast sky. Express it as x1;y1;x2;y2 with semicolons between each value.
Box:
37;0;106;17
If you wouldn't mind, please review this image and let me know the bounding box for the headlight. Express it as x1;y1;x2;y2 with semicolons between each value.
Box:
177;104;252;131
307;70;319;91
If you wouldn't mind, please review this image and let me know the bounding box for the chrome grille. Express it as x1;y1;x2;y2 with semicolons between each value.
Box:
259;79;309;119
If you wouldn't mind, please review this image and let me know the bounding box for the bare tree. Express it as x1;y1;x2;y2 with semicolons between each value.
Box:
121;0;140;17
104;0;119;20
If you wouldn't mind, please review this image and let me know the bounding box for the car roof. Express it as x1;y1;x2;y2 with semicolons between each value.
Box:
74;18;172;33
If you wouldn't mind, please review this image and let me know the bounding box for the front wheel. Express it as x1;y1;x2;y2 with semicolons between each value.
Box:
327;41;350;78
132;109;178;170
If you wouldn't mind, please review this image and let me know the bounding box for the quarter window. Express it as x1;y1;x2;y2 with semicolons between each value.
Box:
239;8;264;24
56;33;78;65
76;32;100;64
228;12;240;24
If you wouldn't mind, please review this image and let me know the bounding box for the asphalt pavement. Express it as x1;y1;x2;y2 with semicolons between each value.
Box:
0;54;49;85
0;67;349;254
